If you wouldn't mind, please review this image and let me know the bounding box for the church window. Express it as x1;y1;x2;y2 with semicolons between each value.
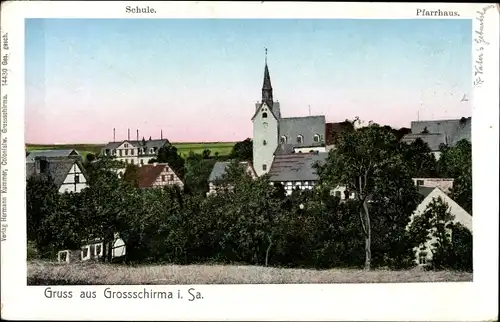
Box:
262;164;267;171
280;136;287;144
262;112;268;118
263;140;267;145
297;135;303;144
313;134;320;143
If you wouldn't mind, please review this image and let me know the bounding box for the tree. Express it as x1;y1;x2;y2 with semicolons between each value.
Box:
400;138;438;178
437;140;472;214
122;164;140;188
183;152;216;196
202;149;211;159
85;153;96;163
407;196;472;271
150;143;185;180
229;138;253;161
316;122;403;270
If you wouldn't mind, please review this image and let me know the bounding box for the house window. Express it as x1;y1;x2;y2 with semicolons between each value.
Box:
263;140;267;145
262;164;267;171
150;148;154;154
124;144;129;148
313;134;320;143
416;179;424;186
131;159;134;165
125;149;129;156
140;159;144;165
153;147;158;153
119;150;123;156
262;112;268;118
74;174;80;184
280;136;287;144
105;149;110;155
95;244;102;257
297;135;303;144
131;149;134;156
113;149;116;155
161;175;166;182
170;174;174;181
335;191;341;198
418;252;427;265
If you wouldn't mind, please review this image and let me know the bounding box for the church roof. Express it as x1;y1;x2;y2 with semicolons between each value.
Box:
279;116;326;147
268;152;327;182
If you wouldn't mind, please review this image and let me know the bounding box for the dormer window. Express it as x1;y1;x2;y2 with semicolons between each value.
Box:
313;134;320;143
262;112;268;118
280;136;287;144
124;144;129;148
296;135;303;144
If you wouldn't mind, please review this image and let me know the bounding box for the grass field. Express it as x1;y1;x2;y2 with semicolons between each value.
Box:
27;260;472;285
25;142;236;160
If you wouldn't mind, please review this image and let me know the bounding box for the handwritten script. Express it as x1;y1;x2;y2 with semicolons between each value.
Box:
473;5;494;88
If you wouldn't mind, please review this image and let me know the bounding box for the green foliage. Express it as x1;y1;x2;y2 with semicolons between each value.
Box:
229;138;253;161
122;164;140;188
150;143;186;179
183;152;216;196
26;130;472;272
400;138;438;178
437;140;472;214
407;196;472;272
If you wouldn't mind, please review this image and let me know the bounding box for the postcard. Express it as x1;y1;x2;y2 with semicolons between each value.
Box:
0;1;498;321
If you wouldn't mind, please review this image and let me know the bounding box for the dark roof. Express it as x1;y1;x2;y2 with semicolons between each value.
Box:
325;122;354;145
410;118;471;147
208;161;253;182
26;149;80;161
279;116;326;147
268;152;328;182
137;164;170;188
400;133;447;151
102;139;169;151
26;158;87;189
417;186;436;198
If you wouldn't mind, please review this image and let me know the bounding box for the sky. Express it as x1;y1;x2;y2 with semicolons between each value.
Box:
25;18;472;144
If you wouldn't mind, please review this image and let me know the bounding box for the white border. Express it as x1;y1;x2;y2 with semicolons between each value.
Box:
1;2;498;321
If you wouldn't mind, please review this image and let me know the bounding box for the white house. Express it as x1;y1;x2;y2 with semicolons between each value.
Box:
80;234;127;262
101;134;169;166
26;157;89;193
409;186;472;266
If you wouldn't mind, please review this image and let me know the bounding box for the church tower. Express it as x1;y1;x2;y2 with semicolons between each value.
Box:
252;49;280;177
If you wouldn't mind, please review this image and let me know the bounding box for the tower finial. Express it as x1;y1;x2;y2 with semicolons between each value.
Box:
265;47;268;65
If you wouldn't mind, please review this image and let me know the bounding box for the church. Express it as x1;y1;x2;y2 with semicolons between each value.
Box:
209;53;354;197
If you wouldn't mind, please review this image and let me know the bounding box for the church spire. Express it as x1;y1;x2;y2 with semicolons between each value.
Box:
262;48;273;108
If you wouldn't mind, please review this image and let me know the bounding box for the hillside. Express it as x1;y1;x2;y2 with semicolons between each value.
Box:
25;142;236;159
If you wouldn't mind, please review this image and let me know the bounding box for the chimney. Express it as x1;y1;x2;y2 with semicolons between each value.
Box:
136;129;139;141
128;129;130;141
113;128;116;142
161;129;163;140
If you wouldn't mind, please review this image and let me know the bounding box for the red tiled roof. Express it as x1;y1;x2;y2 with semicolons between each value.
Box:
137;164;168;188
